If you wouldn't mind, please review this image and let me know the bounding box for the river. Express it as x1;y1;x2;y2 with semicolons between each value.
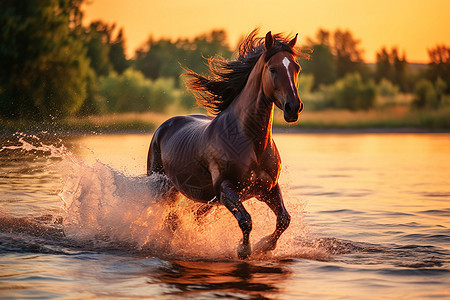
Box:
1;132;449;299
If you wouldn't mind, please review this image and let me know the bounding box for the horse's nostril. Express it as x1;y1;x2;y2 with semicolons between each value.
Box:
299;102;304;112
285;103;291;113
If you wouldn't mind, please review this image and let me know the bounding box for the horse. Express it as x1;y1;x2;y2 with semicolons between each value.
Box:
147;30;308;259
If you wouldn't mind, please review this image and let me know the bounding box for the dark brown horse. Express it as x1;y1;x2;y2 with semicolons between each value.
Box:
147;30;308;259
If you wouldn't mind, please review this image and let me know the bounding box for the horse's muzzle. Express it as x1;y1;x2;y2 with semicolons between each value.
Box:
283;101;303;123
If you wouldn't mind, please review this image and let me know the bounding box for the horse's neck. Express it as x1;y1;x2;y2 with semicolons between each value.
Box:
231;56;274;149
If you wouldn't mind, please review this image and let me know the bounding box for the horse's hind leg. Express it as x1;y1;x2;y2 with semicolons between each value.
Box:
255;184;291;254
219;181;252;259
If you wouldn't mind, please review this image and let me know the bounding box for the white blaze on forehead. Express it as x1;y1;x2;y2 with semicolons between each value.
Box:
282;57;297;97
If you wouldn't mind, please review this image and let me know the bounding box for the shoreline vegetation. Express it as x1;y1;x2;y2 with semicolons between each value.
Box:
1;1;449;136
1;106;449;137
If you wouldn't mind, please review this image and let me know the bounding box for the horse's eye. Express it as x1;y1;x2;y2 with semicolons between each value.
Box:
269;67;277;74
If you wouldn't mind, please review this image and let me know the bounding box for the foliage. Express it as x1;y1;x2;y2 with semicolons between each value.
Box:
298;74;315;95
0;0;90;120
305;73;377;111
98;69;176;113
426;45;450;93
108;29;129;74
0;2;448;128
303;28;367;89
413;78;448;109
377;79;400;98
375;47;410;92
134;30;232;85
81;21;129;76
333;29;366;78
301;44;336;89
375;79;400;107
333;73;376;110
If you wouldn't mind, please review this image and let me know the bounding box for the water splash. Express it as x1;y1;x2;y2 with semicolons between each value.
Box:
1;133;341;261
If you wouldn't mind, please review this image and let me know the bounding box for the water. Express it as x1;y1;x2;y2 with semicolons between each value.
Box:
0;132;449;299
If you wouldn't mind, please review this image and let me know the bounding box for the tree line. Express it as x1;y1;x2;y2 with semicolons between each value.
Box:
1;0;449;121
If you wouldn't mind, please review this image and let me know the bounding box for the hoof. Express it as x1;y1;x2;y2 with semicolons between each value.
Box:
237;243;251;259
254;235;277;254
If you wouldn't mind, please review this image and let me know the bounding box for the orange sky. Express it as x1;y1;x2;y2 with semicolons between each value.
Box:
83;0;450;63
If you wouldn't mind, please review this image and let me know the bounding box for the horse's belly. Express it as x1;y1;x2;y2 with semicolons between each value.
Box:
165;160;215;202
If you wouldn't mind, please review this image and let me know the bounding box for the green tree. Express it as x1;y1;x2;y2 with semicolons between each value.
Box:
99;69;175;113
413;78;448;109
334;73;376;110
135;29;232;85
0;0;90;120
426;45;450;93
303;28;366;88
333;29;366;79
376;47;410;92
81;21;129;76
375;47;392;82
108;28;129;74
76;20;129;116
82;21;114;76
135;38;179;80
302;43;336;89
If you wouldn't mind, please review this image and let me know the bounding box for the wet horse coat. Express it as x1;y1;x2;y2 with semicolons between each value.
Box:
147;30;307;258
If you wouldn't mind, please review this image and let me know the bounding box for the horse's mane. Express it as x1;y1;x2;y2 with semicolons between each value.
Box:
184;29;310;115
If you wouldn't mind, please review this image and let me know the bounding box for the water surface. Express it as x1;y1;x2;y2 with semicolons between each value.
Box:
1;132;449;299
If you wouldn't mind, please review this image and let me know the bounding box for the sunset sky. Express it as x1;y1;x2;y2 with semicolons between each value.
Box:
83;0;450;63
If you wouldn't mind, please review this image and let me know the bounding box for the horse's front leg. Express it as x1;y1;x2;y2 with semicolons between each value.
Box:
219;180;252;259
255;184;291;254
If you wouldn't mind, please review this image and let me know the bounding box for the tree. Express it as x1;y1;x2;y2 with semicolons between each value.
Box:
98;69;175;113
333;29;365;78
413;78;448;109
375;47;392;82
375;47;410;92
109;28;129;74
134;29;232;85
303;28;366;88
81;21;129;76
301;44;336;89
426;45;450;93
334;73;376;110
82;21;115;76
0;0;90;120
135;38;180;80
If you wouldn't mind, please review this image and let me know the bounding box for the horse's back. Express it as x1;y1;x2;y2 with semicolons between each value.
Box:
147;114;216;201
147;114;212;172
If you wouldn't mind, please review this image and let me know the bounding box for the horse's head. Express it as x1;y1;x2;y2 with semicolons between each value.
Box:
262;32;303;123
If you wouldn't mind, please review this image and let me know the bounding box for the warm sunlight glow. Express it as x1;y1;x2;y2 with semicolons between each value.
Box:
83;0;450;63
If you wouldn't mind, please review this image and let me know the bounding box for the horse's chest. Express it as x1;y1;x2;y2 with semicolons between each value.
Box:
238;155;280;195
250;168;276;190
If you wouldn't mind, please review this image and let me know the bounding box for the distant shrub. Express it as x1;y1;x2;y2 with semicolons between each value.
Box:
179;91;197;110
303;73;376;111
413;77;447;109
376;79;400;107
305;84;337;110
334;73;377;110
378;79;399;98
149;77;178;112
98;69;176;113
298;74;315;95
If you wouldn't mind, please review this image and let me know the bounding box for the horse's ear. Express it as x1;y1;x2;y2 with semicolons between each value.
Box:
265;31;273;50
289;33;298;48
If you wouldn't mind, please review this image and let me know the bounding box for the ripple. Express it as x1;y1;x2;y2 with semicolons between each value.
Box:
419;208;450;217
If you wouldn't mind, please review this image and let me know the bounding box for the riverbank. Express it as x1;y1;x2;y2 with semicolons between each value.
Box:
1;107;449;136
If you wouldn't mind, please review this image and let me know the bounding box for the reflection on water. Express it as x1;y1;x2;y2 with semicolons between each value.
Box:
155;260;291;298
1;133;450;299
